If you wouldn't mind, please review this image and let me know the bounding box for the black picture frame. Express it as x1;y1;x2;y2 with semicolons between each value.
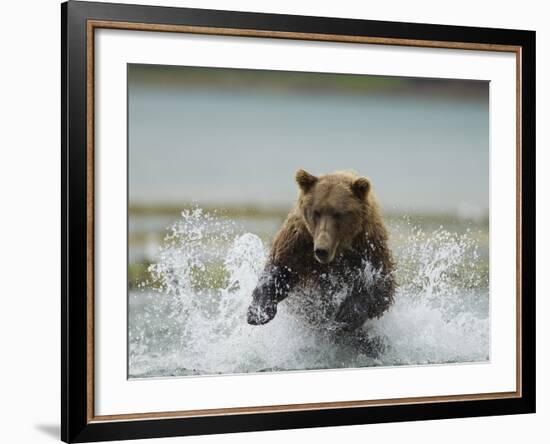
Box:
61;1;536;442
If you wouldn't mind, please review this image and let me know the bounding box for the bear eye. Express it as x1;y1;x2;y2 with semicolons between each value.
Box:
333;212;342;221
313;210;320;220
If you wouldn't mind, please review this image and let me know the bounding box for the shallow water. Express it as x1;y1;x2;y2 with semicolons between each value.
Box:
128;208;489;378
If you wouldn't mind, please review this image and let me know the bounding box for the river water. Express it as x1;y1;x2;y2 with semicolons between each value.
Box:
128;208;489;378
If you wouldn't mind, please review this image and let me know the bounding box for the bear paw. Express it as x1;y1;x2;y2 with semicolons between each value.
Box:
247;299;278;325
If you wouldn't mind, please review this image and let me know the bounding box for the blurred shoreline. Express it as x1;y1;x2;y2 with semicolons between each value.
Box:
130;63;489;103
129;202;489;224
128;203;489;290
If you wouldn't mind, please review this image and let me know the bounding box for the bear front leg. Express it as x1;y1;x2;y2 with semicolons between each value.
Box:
334;284;370;331
247;264;296;326
334;273;394;331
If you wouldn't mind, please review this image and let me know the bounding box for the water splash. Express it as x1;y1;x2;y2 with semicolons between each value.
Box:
129;208;489;378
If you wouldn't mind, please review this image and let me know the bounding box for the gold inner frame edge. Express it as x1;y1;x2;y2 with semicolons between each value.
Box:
85;19;523;423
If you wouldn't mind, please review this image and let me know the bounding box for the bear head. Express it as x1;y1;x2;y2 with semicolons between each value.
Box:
295;169;371;264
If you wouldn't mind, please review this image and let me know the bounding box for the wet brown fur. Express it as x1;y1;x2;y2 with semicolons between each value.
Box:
247;169;395;329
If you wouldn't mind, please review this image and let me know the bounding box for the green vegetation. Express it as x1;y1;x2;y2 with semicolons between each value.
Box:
128;205;489;290
129;203;489;226
129;64;406;95
128;262;152;288
129;203;290;219
129;63;488;103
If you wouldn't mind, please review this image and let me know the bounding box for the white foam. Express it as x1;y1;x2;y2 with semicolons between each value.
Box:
129;208;489;378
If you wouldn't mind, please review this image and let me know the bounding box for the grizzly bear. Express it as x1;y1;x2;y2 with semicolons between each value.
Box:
247;169;395;332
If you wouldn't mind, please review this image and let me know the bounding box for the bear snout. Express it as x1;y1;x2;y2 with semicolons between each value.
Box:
313;239;338;264
314;248;329;263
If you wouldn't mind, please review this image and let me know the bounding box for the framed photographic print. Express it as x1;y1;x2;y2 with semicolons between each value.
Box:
61;1;536;442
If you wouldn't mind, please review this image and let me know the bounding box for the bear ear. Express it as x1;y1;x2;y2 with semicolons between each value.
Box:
351;177;371;200
295;169;318;192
